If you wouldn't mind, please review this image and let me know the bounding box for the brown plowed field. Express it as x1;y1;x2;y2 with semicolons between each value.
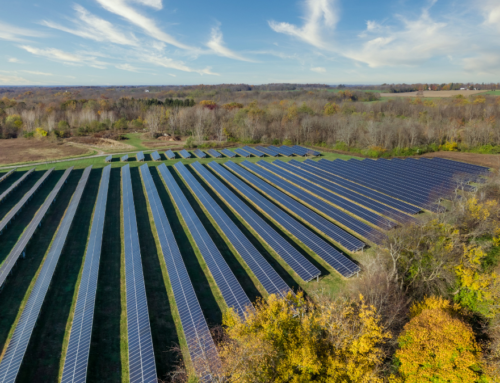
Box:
0;139;89;165
420;151;500;169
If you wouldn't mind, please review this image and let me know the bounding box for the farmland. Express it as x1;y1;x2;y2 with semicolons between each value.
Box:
0;144;493;382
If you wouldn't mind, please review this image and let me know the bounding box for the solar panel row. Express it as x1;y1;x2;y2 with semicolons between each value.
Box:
234;162;362;276
159;164;252;318
212;162;361;278
292;146;320;156
105;155;112;163
291;160;420;215
121;165;157;383
207;149;221;158
151;151;161;161
137;152;145;162
140;164;220;382
220;149;236;158
255;146;279;157
413;158;487;181
179;150;191;159
0;167;73;290
0;168;53;235
191;162;320;282
242;146;264;157
121;154;129;162
271;160;414;224
238;161;382;247
278;146;296;156
165;150;176;160
234;148;250;157
0;166;91;383
193;149;207;158
268;146;290;156
176;162;291;298
0;169;15;184
61;165;111;383
0;168;35;204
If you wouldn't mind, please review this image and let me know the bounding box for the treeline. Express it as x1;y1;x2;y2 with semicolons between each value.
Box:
356;82;500;92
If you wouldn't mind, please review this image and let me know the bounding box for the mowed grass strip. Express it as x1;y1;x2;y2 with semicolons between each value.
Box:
87;167;124;383
13;169;97;382
132;167;181;381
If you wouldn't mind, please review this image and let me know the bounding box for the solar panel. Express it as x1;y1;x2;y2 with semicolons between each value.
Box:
234;148;251;157
139;164;220;381
268;146;290;156
193;149;207;158
137;151;145;162
176;162;291;298
194;162;320;282
0;168;53;235
105;155;112;163
242;146;264;157
121;154;129;162
255;146;279;157
0;169;15;184
223;162;362;276
0;168;34;205
179;150;191;159
207;149;221;158
242;161;385;246
165;150;176;160
0;166;91;383
121;165;157;383
0;167;72;289
61;165;111;383
292;146;320;156
151;151;161;161
278;146;296;156
220;149;236;158
158;164;252;318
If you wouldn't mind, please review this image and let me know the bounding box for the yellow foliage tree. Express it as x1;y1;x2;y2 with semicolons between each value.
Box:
34;127;48;138
324;102;340;116
220;292;389;383
393;297;489;383
440;141;459;151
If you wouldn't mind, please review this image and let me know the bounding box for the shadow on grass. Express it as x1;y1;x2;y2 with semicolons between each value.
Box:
16;169;100;382
87;167;123;383
150;167;223;327
130;167;180;381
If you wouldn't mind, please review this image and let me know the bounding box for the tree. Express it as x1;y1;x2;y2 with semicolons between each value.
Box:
393;296;489;383
145;105;163;135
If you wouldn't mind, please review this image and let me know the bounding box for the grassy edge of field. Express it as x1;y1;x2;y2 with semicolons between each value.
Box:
120;175;129;383
0;149;98;169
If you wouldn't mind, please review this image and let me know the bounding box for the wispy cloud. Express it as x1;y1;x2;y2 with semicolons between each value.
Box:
8;57;23;63
22;70;53;76
311;66;326;73
115;63;140;71
0;22;42;42
95;0;196;50
42;4;139;46
145;54;219;75
481;0;500;31
268;0;338;49
0;74;32;84
463;53;500;75
19;45;109;69
206;25;254;62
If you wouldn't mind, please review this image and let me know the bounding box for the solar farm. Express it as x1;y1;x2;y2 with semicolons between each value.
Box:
0;145;490;382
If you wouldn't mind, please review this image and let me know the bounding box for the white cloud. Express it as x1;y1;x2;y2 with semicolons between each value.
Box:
95;0;195;50
42;5;139;46
206;25;254;62
145;54;219;75
268;0;338;49
19;45;109;69
168;73;177;77
132;0;163;9
0;22;42;42
22;70;53;76
311;66;326;73
8;57;22;63
481;0;500;31
463;53;500;75
115;63;139;71
0;74;32;84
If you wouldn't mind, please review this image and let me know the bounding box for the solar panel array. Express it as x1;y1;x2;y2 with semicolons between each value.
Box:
234;148;250;157
179;149;191;159
140;164;220;381
192;162;320;282
255;146;279;157
136;152;145;162
238;161;372;248
0;168;34;204
0;168;53;235
0;169;15;184
165;150;176;160
193;149;207;158
0;166;91;383
159;164;252;317
278;146;296;156
61;164;111;383
271;160;414;224
105;155;112;163
291;160;420;215
121;165;157;383
176;162;291;298
292;146;320;156
225;162;361;277
121;154;129;162
151;151;161;161
207;149;221;158
0;167;73;289
220;149;236;158
242;146;264;157
268;146;290;156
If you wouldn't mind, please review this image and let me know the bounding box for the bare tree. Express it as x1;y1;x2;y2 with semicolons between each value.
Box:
21;110;36;132
145;105;163;136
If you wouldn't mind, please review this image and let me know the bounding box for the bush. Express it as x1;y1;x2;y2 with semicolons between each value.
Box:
184;136;195;148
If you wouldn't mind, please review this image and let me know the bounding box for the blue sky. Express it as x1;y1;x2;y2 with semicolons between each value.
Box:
0;0;499;85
